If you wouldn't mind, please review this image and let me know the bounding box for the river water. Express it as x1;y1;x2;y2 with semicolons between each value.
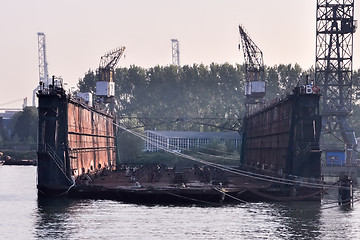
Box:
1;166;360;239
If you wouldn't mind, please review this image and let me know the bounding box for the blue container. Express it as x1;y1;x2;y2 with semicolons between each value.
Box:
326;151;346;166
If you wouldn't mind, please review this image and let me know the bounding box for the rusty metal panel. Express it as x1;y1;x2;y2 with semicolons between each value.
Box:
242;90;321;179
242;100;293;173
67;101;116;177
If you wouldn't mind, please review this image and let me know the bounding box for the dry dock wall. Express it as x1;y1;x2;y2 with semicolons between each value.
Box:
67;100;116;177
241;89;322;178
37;89;116;193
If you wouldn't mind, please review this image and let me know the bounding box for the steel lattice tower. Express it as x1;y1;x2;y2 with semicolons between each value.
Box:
37;32;49;86
315;0;357;163
171;39;180;67
238;25;265;113
34;32;49;106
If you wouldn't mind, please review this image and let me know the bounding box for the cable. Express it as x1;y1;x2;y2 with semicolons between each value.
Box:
213;186;248;204
76;100;336;190
67;100;359;206
163;191;223;206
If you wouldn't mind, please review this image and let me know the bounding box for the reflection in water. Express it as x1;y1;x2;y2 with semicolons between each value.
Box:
275;202;322;239
3;167;360;239
35;197;91;239
32;196;360;240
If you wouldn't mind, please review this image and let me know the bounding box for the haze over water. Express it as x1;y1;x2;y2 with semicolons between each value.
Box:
1;166;360;239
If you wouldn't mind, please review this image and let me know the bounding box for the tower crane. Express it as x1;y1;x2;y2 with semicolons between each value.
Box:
96;46;126;104
238;25;265;112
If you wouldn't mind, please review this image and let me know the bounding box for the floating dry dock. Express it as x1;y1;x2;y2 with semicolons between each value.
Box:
70;166;252;204
69;164;323;204
37;81;323;203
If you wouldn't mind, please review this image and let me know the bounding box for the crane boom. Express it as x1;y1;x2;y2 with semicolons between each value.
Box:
238;25;265;112
98;46;125;83
99;46;126;70
96;46;126;105
238;25;264;80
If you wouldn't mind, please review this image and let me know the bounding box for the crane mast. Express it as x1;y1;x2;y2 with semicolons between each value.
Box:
171;39;180;67
238;25;265;112
34;32;50;106
37;32;49;87
315;0;357;167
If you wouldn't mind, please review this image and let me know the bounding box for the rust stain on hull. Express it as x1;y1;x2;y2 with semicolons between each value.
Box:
67;100;116;177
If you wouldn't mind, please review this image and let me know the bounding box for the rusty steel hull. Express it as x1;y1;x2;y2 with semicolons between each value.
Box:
241;88;322;179
37;89;116;195
67;99;116;177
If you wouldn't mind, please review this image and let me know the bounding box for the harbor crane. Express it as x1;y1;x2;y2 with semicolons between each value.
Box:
34;32;50;107
96;46;126;105
315;0;357;167
171;39;180;67
238;25;265;112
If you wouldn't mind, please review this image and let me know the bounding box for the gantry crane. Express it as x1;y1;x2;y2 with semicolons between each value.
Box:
96;46;126;104
238;25;265;112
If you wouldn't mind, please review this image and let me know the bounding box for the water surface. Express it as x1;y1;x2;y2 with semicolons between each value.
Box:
1;166;359;239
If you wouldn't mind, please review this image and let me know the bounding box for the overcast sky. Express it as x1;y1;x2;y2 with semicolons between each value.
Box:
1;0;360;108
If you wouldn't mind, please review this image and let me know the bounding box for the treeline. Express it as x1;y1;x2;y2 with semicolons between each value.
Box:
0;107;38;159
78;63;325;131
3;63;360;160
3;63;359;142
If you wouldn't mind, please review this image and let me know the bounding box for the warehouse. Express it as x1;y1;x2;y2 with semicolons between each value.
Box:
145;130;241;152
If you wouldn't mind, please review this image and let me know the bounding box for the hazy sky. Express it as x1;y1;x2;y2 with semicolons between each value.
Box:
1;0;360;108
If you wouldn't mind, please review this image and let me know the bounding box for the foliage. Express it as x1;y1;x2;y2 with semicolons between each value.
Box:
0;107;38;159
117;131;144;163
115;63;245;131
77;69;96;93
11;107;38;142
78;63;360;162
79;63;318;129
123;151;186;167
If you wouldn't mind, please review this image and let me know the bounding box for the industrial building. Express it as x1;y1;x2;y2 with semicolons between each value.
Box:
145;130;241;152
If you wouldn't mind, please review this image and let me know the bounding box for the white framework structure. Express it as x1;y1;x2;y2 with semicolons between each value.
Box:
34;32;49;106
171;39;180;67
145;130;240;152
37;32;49;87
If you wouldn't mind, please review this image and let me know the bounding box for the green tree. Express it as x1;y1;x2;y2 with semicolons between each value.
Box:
78;63;318;132
78;69;96;93
117;131;144;163
11;107;38;143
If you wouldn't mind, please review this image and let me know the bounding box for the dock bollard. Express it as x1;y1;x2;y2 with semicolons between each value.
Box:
338;175;353;206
